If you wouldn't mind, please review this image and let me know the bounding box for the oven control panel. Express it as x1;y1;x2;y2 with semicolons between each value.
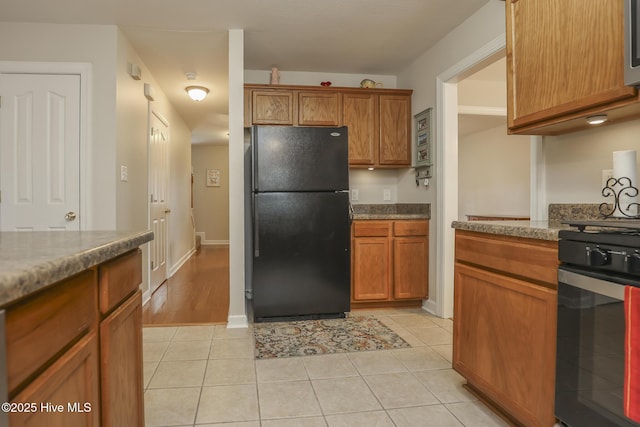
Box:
559;240;640;276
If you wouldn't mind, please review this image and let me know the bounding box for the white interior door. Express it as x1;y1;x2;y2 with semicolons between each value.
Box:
0;73;80;231
149;110;169;292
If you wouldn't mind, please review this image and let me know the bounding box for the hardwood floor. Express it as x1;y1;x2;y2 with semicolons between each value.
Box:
142;245;230;325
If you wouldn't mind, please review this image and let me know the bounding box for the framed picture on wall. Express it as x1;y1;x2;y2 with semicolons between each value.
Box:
414;108;433;168
206;169;220;187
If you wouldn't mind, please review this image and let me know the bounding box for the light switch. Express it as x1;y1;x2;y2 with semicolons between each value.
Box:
120;165;128;182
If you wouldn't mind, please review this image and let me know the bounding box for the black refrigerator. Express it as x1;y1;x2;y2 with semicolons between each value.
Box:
247;125;351;322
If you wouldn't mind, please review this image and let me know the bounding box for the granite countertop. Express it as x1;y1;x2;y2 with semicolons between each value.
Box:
0;230;154;308
451;220;570;241
352;203;430;220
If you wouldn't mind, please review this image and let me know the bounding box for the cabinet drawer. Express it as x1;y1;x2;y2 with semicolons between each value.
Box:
6;269;97;395
455;231;558;286
353;221;391;237
394;220;428;236
99;249;142;315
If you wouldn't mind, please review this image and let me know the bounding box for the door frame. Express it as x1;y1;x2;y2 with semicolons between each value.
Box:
0;61;91;230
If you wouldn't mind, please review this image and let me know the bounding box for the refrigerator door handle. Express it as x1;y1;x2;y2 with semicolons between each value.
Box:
252;126;258;192
253;193;260;257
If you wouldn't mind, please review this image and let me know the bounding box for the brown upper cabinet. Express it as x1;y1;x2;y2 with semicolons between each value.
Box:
506;0;640;135
245;84;413;168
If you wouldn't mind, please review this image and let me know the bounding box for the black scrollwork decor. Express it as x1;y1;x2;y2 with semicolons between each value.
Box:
599;176;640;218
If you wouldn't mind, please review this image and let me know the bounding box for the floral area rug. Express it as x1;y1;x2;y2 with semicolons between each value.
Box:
253;315;410;359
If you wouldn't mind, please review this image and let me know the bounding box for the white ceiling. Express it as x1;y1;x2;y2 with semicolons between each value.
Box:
0;0;491;144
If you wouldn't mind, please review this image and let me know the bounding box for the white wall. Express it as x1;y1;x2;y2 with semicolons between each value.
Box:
396;0;507;316
245;70;396;89
0;22;118;230
192;144;230;243
545;118;640;204
0;22;195;298
458;124;530;217
116;30;195;291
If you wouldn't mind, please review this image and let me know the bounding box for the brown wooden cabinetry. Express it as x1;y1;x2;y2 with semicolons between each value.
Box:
352;220;428;307
379;95;411;166
298;91;341;126
342;92;377;166
4;249;144;427
251;89;295;125
245;84;413;168
506;0;639;135
453;230;557;427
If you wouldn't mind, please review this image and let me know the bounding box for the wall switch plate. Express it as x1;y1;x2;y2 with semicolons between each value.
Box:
351;189;359;201
120;165;128;182
383;189;391;201
602;169;613;189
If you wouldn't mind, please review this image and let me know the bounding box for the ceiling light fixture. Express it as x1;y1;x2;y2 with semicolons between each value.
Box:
585;114;608;125
186;86;209;102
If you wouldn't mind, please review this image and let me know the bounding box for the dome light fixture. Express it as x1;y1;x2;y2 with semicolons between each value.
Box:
585;114;608;125
186;86;209;102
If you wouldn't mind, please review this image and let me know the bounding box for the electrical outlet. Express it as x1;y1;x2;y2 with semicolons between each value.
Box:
120;165;128;182
383;189;391;201
602;169;613;189
351;189;359;201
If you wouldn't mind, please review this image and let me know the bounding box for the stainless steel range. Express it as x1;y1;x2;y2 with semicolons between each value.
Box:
556;220;640;427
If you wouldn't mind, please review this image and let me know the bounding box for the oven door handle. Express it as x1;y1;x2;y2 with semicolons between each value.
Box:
558;269;626;300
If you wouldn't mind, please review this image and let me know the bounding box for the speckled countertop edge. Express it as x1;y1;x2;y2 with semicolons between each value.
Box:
0;230;153;308
352;203;430;220
451;220;570;241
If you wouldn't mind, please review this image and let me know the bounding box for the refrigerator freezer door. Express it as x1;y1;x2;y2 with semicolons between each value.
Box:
253;126;349;192
252;191;350;320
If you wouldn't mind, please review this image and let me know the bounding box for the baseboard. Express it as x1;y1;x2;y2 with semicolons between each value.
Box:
195;231;229;246
422;299;438;316
227;315;249;329
203;240;230;246
169;247;196;277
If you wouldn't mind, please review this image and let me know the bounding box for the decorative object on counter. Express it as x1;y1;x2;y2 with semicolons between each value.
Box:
253;315;410;359
414;108;432;167
320;81;332;86
270;67;280;85
599;176;640;218
360;78;383;88
611;150;638;217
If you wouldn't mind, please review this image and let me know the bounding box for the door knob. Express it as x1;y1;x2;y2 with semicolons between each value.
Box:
164;209;171;214
65;212;77;221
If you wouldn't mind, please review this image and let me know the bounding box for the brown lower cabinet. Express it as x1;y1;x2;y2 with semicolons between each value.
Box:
5;249;144;427
351;219;428;307
453;230;557;427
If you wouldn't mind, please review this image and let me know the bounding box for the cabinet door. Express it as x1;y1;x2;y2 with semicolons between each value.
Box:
379;94;411;166
393;236;428;299
352;237;390;300
100;290;144;427
453;263;556;427
252;90;294;125
342;92;377;166
507;0;636;133
298;91;340;126
9;332;100;427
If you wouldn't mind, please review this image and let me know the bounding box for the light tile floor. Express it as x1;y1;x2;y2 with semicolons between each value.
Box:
143;308;510;427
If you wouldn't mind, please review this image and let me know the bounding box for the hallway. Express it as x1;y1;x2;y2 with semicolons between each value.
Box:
143;245;230;325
